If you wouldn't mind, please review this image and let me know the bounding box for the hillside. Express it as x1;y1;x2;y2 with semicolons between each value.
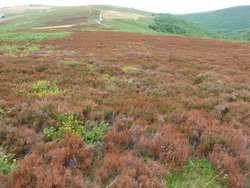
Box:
1;5;250;41
149;14;217;38
179;6;250;41
0;5;217;38
0;5;156;33
179;6;250;31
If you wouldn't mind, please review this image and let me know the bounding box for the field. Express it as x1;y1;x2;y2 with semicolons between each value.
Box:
0;30;249;188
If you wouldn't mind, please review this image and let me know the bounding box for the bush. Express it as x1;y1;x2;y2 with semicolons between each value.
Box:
44;113;109;145
12;135;93;187
138;126;189;170
31;80;60;97
0;148;18;175
121;65;138;73
97;152;168;188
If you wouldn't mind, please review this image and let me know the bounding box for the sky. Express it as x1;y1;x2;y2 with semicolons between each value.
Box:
0;0;249;13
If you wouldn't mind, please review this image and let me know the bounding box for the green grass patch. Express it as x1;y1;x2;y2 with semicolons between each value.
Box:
0;32;71;42
121;65;138;73
31;80;60;97
23;45;40;53
0;105;10;117
106;17;158;34
43;113;109;145
0;147;18;175
166;159;225;188
0;45;19;55
0;44;55;56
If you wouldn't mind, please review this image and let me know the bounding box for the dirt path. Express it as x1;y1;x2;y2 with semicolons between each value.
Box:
33;24;76;30
91;7;111;28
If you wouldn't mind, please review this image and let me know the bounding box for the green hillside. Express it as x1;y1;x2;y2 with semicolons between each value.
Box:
149;14;217;38
179;6;250;31
0;5;217;37
179;6;250;41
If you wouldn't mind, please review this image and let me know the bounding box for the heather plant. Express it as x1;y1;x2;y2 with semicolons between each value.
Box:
43;113;109;144
31;80;60;97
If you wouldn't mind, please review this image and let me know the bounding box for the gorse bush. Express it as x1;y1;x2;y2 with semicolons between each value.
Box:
43;113;109;144
31;80;60;97
0;148;18;175
0;106;10;117
121;65;138;73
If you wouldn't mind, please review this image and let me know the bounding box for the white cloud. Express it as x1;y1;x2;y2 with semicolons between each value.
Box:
0;0;249;13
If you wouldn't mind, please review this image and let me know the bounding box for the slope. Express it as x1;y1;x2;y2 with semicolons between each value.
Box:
179;6;250;41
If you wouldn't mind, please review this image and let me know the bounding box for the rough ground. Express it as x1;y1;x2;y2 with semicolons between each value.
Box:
0;31;249;187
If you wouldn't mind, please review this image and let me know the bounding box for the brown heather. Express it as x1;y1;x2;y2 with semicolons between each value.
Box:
0;31;249;187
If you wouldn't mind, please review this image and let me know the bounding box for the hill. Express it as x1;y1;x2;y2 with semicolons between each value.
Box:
179;6;250;41
0;5;217;38
148;14;217;38
0;5;156;33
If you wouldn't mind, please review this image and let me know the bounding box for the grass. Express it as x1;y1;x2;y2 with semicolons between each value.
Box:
166;159;225;188
0;32;71;42
0;45;19;55
106;17;158;34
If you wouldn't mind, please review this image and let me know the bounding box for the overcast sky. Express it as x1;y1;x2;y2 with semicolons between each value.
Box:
0;0;249;13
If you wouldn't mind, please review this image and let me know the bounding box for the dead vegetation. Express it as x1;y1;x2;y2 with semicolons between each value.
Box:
0;31;249;187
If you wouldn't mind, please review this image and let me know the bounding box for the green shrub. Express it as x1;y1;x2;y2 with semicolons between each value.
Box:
121;65;138;73
166;159;225;188
23;45;40;53
43;114;109;144
194;73;212;84
0;148;18;175
31;80;60;97
0;107;5;116
0;106;10;117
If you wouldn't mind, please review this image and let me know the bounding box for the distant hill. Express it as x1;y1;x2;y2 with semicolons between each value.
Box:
179;6;250;41
179;6;250;31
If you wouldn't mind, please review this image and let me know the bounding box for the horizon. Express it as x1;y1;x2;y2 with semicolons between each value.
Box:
0;0;249;14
